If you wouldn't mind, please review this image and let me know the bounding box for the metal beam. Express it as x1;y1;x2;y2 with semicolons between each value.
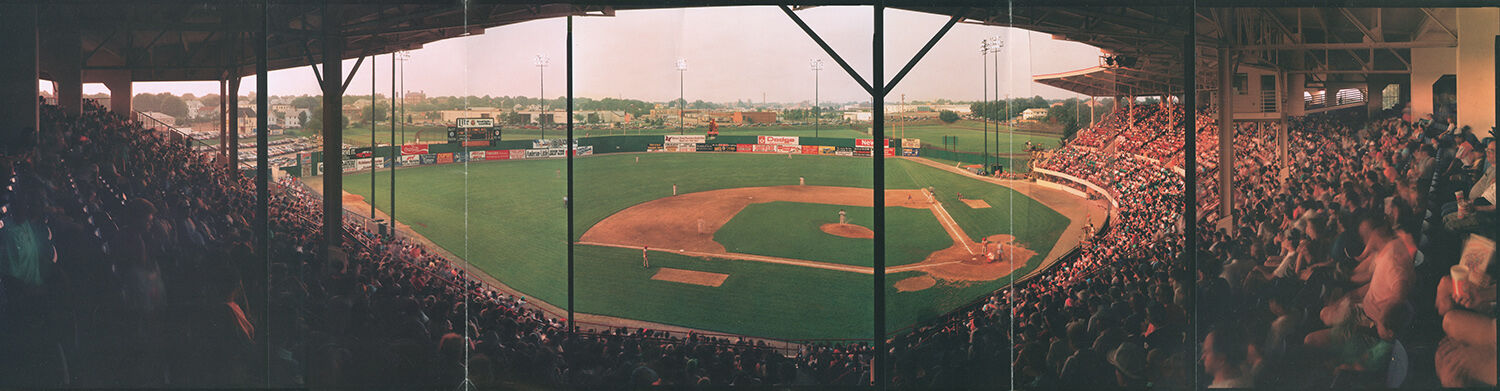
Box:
1231;41;1454;50
1419;8;1456;40
1286;69;1410;74
779;5;874;95
884;14;960;95
339;53;365;94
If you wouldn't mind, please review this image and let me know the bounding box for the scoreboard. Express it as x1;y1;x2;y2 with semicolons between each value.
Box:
448;117;502;142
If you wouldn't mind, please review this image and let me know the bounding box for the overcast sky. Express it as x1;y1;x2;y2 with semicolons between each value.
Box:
66;6;1101;104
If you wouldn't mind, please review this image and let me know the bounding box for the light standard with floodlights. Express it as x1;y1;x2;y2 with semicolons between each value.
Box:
980;39;990;169
985;37;1004;172
535;54;550;140
811;59;823;137
676;59;687;135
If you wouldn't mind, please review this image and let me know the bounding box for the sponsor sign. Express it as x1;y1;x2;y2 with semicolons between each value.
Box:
714;144;738;152
400;155;420;165
470;151;487;161
774;144;802;154
736;144;756;152
420;154;437;165
485;150;508;160
401;144;429;155
452;153;468;163
665;143;698;152
462;140;489;147
757;135;799;145
884;147;896;157
802;145;820;155
647;143;664;152
856;138;891;148
902;148;920;157
525;149;549;159
752;144;777;153
854;147;872;157
532;139;576;149
509;149;528;160
456;117;496;129
548;148;567;158
902;138;921;148
574;145;594;156
696;143;715;152
436;153;454;164
819;146;837;155
664;135;706;144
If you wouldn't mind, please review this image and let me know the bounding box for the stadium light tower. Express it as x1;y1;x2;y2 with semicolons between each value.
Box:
676;58;688;135
811;59;823;138
535;54;550;140
986;37;1004;171
981;39;990;169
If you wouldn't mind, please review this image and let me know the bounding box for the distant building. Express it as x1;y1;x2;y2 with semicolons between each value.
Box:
843;111;873;122
1021;108;1049;120
404;91;426;104
732;111;777;124
438;108;508;123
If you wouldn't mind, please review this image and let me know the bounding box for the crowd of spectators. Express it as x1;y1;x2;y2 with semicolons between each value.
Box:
1196;105;1496;388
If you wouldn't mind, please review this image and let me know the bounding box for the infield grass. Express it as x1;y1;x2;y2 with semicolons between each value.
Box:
714;202;950;268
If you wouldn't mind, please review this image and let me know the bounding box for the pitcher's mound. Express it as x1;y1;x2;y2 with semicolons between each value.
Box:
820;223;874;239
894;275;936;292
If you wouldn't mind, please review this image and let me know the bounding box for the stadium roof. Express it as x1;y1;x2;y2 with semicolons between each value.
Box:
46;2;1467;93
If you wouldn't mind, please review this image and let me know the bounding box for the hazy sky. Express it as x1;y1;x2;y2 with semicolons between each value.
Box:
67;6;1101;104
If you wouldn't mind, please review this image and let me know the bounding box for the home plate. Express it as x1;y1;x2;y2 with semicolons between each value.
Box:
961;199;992;209
651;268;729;287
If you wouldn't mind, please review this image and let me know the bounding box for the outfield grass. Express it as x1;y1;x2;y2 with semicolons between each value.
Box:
341;153;1070;339
714;202;949;268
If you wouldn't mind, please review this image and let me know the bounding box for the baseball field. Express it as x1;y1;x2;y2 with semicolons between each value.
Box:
336;152;1099;340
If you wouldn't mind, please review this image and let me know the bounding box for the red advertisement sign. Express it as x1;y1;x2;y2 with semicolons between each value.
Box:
801;145;820;155
485;150;508;160
462;140;489;147
401;144;429;155
756;135;799;145
856;138;889;148
436;153;453;164
736;144;757;153
775;144;802;154
884;147;896;157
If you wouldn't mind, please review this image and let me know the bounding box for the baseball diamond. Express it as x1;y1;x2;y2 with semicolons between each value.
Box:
335;151;1106;339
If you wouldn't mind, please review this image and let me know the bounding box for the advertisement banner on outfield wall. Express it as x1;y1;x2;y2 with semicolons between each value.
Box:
802;145;820;155
757;135;799;145
736;144;756;152
525;149;549;159
752;144;777;153
453;153;469;163
436;153;454;164
665;143;697;152
835;146;855;156
856;138;890;148
664;135;706;144
714;144;737;152
401;144;429;155
401;155;421;165
485;150;508;160
420;154;437;165
775;144;802;154
885;147;896;157
532;139;576;149
902;138;921;148
696;143;715;152
647;143;664;152
470;151;487;161
508;149;528;160
854;147;872;157
342;160;358;172
902;148;920;156
819;146;837;155
574;145;594;156
463;140;489;148
548;148;567;158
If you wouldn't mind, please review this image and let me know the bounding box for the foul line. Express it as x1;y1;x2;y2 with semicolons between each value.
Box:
576;241;958;274
928;196;977;255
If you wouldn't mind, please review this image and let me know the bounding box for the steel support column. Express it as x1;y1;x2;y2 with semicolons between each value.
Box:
566;14;577;334
229;76;242;172
1218;46;1234;226
0;4;39;152
321;4;345;255
871;2;887;388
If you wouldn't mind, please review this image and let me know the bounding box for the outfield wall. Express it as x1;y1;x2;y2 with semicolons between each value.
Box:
285;135;937;177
